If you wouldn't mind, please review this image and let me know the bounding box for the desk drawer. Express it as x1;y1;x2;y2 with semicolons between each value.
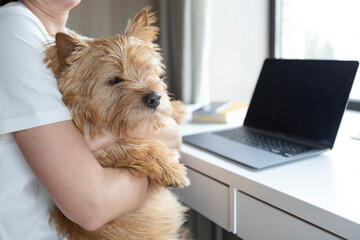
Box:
172;168;229;230
236;191;341;240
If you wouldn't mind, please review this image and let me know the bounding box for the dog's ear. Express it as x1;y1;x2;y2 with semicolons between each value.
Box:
55;32;86;66
125;6;159;42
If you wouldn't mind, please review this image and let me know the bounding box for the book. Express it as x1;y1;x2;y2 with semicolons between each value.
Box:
192;101;248;123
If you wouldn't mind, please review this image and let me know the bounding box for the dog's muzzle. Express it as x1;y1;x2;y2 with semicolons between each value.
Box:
142;91;161;110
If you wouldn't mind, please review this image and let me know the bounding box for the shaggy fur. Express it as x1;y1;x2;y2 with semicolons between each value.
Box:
44;7;190;240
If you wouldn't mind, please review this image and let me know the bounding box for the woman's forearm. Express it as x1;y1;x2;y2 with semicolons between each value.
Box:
13;120;149;231
66;167;149;231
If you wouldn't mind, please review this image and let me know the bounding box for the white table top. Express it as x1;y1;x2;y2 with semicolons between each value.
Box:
180;110;360;239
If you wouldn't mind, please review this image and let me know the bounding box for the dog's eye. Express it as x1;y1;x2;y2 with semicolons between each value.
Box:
108;77;124;85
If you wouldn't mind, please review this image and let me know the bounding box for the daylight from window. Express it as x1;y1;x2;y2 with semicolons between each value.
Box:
280;0;360;99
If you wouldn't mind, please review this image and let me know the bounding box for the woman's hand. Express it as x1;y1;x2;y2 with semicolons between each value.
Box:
84;122;119;152
127;117;182;150
149;117;182;150
84;117;181;152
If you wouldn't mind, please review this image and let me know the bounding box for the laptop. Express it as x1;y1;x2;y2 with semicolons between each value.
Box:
183;58;359;169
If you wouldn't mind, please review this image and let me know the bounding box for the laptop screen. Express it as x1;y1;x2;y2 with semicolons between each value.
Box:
244;59;358;148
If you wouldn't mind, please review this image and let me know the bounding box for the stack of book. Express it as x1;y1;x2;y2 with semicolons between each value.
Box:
192;101;248;124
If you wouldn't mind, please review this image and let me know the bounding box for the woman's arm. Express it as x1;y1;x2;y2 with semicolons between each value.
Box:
13;120;150;231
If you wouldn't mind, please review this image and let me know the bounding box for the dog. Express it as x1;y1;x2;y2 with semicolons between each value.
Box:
44;7;190;240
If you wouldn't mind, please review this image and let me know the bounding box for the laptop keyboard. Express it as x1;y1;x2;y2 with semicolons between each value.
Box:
214;128;315;157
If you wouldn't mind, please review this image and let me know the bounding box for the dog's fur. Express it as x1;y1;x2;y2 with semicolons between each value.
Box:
44;7;190;240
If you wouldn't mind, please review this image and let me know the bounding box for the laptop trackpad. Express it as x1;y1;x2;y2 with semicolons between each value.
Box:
183;133;290;169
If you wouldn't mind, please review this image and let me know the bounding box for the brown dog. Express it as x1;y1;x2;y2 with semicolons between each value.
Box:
44;7;190;240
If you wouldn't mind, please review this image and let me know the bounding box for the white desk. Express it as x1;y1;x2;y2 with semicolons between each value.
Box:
174;110;360;240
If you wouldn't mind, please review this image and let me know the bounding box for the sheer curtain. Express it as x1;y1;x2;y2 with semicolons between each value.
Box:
158;0;212;105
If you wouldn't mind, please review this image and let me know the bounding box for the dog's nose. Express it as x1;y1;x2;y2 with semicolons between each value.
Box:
142;91;161;109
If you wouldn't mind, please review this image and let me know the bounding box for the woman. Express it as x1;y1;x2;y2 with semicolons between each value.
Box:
0;0;181;239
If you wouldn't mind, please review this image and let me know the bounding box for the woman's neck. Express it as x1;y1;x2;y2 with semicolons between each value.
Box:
22;0;69;38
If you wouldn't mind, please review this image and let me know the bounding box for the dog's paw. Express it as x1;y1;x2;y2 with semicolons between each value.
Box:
170;151;181;163
165;162;190;188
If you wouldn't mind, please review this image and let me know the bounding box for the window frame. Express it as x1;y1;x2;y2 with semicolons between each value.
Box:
269;0;360;111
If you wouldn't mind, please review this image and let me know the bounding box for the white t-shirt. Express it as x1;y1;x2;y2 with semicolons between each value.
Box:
0;2;72;239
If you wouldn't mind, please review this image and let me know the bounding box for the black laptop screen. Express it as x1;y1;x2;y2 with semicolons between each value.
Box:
244;59;358;148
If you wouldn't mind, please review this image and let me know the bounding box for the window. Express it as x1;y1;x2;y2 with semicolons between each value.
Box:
272;0;360;110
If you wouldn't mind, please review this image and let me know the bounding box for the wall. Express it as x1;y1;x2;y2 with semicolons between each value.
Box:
67;0;155;38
